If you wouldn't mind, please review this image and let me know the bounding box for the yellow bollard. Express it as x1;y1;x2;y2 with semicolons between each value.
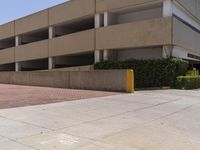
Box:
126;69;134;93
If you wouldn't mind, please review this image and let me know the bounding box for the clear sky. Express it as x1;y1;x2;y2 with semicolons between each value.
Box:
0;0;67;25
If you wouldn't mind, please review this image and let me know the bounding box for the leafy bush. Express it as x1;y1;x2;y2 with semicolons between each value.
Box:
175;76;200;89
94;58;188;88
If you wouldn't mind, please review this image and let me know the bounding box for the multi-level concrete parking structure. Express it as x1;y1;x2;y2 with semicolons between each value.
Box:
0;0;199;72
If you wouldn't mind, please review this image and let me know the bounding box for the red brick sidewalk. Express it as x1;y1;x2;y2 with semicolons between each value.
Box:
0;84;119;109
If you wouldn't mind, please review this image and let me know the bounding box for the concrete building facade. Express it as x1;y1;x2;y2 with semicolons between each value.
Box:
0;0;199;72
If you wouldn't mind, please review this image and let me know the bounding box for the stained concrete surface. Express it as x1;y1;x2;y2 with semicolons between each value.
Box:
0;84;117;109
0;88;200;149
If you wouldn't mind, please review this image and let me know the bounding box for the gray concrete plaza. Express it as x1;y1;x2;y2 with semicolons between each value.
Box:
0;89;200;150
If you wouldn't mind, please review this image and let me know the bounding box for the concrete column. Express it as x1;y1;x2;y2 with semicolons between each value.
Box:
104;12;109;26
15;36;21;46
48;57;56;70
104;12;117;26
48;27;55;70
102;12;117;61
103;50;109;61
94;50;101;63
94;14;101;63
15;62;21;72
103;12;111;61
163;0;173;17
49;26;55;39
15;36;21;72
95;14;101;28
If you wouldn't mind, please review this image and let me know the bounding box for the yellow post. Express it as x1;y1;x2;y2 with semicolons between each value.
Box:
126;69;134;93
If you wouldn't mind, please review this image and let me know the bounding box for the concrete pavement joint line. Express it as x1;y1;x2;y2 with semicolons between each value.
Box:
0;115;54;131
99;101;200;141
62;103;197;144
55;98;183;132
0;101;151;143
0;128;97;150
0;134;38;150
2;96;198;147
16;131;98;150
152;102;200;121
72;98;197;141
106;99;155;106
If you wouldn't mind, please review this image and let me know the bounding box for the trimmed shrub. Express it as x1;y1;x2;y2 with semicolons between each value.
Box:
94;58;188;88
175;76;200;89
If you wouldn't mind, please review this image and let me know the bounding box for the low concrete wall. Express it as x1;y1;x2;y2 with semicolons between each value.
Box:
0;70;134;92
70;70;126;92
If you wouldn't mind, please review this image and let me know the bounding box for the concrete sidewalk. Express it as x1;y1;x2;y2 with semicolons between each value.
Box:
0;89;200;149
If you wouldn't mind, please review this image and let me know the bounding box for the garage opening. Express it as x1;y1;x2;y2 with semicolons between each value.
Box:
0;37;15;50
0;63;15;71
104;3;163;26
54;52;94;69
53;16;94;37
20;58;48;71
20;28;49;45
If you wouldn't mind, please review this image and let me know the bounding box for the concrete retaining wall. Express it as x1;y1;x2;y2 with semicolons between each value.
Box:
0;70;134;92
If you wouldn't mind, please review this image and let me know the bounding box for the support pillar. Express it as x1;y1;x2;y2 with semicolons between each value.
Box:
94;14;102;63
15;62;21;72
94;51;101;63
103;12;110;61
49;26;55;39
95;14;101;28
48;57;56;70
48;26;56;70
15;36;22;72
103;50;108;61
15;36;21;46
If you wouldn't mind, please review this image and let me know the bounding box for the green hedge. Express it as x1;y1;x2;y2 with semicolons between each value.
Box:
94;58;188;88
175;76;200;89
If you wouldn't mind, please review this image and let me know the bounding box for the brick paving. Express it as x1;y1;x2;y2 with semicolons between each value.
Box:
0;84;119;109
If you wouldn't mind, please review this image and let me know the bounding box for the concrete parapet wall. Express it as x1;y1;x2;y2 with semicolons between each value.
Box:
0;70;134;92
